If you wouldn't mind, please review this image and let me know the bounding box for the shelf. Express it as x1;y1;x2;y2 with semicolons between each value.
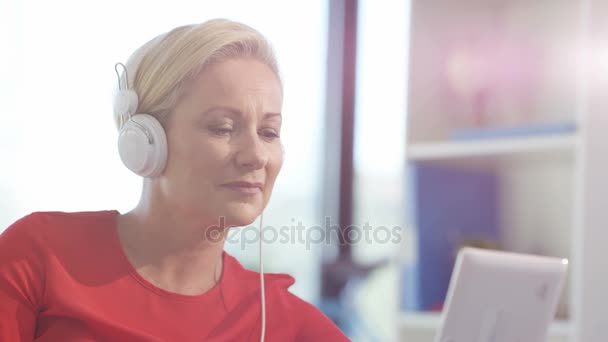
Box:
398;312;572;338
407;134;580;161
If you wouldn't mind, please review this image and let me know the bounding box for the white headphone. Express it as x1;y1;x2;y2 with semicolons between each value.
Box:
114;62;168;178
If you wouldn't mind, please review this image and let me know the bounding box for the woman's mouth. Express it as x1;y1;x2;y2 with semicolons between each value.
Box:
221;181;263;195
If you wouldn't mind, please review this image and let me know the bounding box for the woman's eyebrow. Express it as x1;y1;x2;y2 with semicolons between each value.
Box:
264;112;282;119
202;106;281;119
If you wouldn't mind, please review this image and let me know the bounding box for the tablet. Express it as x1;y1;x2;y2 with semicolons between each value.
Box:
435;247;568;342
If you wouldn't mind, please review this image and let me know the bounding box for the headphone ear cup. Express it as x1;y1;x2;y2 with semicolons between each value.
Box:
117;114;168;178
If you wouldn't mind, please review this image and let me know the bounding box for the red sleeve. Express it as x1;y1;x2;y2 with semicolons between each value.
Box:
0;214;46;341
289;294;351;342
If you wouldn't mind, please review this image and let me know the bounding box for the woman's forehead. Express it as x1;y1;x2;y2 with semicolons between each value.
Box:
196;59;281;94
185;59;282;111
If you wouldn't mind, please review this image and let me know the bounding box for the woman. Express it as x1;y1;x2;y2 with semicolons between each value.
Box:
0;19;349;341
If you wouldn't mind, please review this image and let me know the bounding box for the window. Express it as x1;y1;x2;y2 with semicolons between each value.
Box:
0;0;328;304
350;0;411;340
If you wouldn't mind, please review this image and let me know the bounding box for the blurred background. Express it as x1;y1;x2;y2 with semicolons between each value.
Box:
2;0;608;341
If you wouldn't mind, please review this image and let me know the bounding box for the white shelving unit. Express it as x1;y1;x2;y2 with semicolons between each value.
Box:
398;0;608;341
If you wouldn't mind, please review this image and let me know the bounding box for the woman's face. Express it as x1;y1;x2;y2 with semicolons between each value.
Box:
160;57;283;228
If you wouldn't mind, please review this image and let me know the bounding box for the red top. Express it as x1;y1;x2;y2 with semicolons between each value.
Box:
0;210;349;341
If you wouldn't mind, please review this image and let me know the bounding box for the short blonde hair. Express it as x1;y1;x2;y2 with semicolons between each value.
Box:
114;18;281;130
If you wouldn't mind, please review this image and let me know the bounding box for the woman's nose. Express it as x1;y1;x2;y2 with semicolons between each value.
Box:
234;130;268;170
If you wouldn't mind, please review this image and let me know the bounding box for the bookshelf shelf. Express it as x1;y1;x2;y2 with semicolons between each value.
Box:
407;134;579;161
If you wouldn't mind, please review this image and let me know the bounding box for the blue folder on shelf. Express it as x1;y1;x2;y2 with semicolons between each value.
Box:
401;163;500;312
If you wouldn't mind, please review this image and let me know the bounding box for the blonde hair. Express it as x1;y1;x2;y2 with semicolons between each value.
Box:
113;18;281;130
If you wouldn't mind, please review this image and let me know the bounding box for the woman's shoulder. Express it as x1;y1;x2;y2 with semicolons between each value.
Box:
267;276;349;340
221;252;349;340
5;209;117;225
222;251;297;296
0;210;119;249
278;285;350;340
21;210;119;223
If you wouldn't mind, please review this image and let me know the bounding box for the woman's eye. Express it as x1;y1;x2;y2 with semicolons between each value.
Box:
260;129;280;140
210;126;233;136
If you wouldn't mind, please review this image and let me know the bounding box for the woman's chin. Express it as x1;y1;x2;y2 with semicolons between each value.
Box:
222;204;262;227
